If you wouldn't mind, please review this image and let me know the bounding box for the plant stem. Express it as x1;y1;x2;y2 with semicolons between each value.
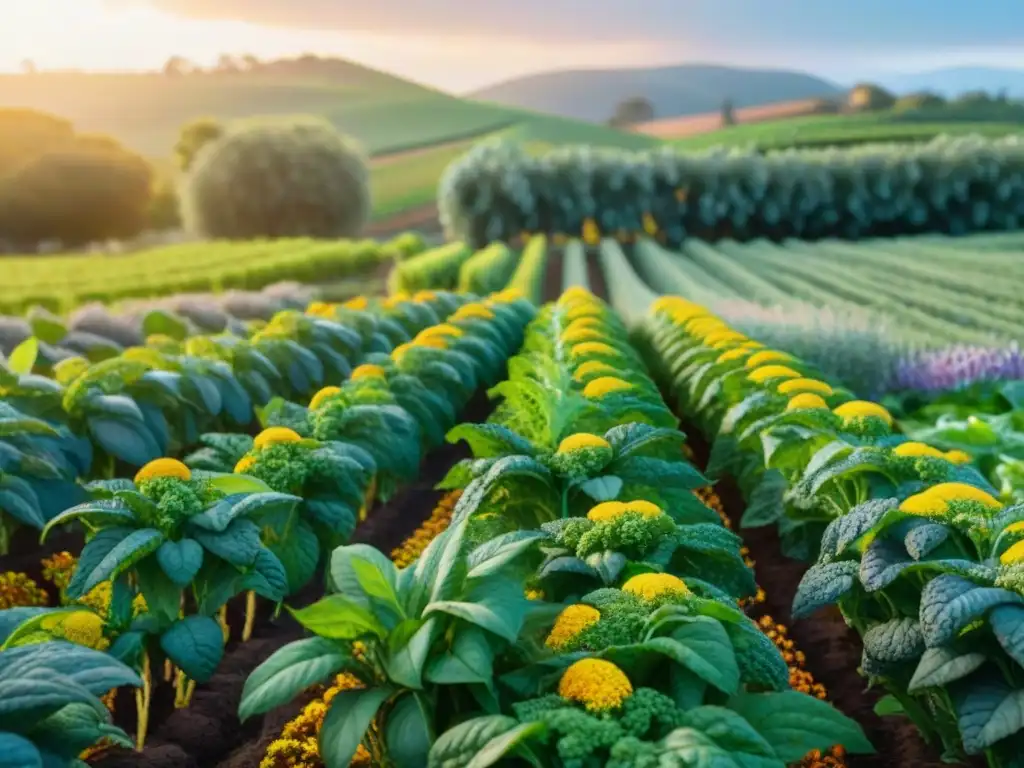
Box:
135;652;152;750
242;590;257;642
218;604;230;643
163;658;173;682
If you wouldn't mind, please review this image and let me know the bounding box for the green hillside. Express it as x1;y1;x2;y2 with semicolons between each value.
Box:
0;58;658;162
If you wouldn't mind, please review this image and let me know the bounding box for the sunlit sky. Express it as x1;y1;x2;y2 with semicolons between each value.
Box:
2;0;1023;92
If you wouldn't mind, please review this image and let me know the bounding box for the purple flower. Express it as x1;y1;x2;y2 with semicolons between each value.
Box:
892;343;1024;392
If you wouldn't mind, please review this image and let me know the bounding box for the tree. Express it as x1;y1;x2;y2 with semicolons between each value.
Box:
721;98;736;126
0;109;76;177
608;97;655;128
163;56;190;76
847;83;896;111
894;91;946;111
174;118;225;172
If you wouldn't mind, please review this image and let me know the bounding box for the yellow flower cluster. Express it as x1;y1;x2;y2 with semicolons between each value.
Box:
309;386;342;411
778;378;834;397
572;360;617;382
390;491;461;568
254;427;303;450
134;457;191;484
747;365;801;383
262;673;371;768
0;571;48;610
832;401;893;427
391;315;469;364
41;551;76;594
452;303;495;321
350;364;387;382
557;658;633;712
586;500;663;522
787;393;829;411
556;433;611;454
545;604;601;650
795;746;848;768
893;442;971;464
622;572;689;600
582;376;633;399
900;482;1002;517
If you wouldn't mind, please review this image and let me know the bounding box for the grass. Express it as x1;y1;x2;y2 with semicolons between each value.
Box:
673;110;1024;151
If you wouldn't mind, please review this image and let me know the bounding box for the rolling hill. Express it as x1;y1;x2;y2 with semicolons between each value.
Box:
468;63;844;123
0;57;658;160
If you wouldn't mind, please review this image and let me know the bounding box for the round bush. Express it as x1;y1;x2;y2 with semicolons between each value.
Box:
181;118;370;239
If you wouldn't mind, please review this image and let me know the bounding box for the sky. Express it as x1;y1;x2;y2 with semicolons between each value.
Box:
2;0;1022;92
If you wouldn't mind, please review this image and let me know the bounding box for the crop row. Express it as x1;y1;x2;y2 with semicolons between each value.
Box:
0;233;425;316
239;288;870;767
0;288;534;765
439;134;1024;247
637;296;1024;766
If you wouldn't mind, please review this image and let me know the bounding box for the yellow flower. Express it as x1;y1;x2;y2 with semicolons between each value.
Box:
786;393;829;411
901;483;1002;515
417;324;464;341
582;377;632;399
558;658;633;712
309;386;342;410
254;427;303;450
832;401;893;426
545;604;601;650
893;442;947;460
566;304;605;321
489;287;525;303
945;450;973;465
0;572;49;610
561;286;595;304
622;573;690;600
525;588;545;601
412;290;437;302
234;455;257;474
704;331;747;348
561;327;605;344
134;458;191;484
571;342;619;359
1001;540;1024;565
53;357;91;385
382;293;410;309
717;347;754;364
350;364;386;381
60;612;109;651
745;350;794;369
452;303;495;321
391;343;413;364
573;360;618;381
582;218;601;245
557;434;611;454
642;212;658;235
587;500;663;522
342;296;369;311
747;365;801;383
414;335;449;349
777;378;834;397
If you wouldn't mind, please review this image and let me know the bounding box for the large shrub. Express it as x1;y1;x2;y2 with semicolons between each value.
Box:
181;117;370;239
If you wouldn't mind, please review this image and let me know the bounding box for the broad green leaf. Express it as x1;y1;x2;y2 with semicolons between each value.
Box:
206;473;273;496
70;528;165;598
791;561;860;619
873;694;905;717
25;701;132;758
920;574;1023;648
446;423;536;459
954;673;1024;754
740;470;787;528
8;337;38;376
425;626;495;685
990;605;1024;668
466;530;546;580
384;693;432;766
578;475;623;502
385;618;437;690
159;615;224;683
155;538;204;587
427;715;518;768
861;618;924;667
728;690;875;760
908;647;987;692
467;721;547;768
0;732;41;768
239;637;351;721
318;686;392;768
289;595;385;640
676;705;778;760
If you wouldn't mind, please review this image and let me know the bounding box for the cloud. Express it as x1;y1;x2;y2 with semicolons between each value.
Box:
108;0;1024;51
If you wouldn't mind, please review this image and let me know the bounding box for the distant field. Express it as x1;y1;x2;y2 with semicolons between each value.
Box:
671;111;1024;151
635;99;831;139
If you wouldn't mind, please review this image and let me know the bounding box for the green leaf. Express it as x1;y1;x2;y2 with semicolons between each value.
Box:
26;701;132;759
8;337;38;376
206;473;273;496
0;733;41;768
740;470;787;528
873;694;905;717
428;715;519;768
920;574;1023;648
466;530;546;580
384;693;432;766
990;605;1024;668
71;528;165;597
446;423;536;458
239;637;350;721
155;538;204;587
289;595;386;640
953;673;1024;754
624;623;740;694
425;599;520;644
351;556;404;616
266;517;320;595
385;618;437;690
578;475;623;502
908;647;987;693
722;619;791;691
676;705;779;761
791;561;860;619
861;618;924;667
142;308;189;341
318;686;392;768
728;690;875;761
467;721;548;768
425;626;495;685
159;615;224;683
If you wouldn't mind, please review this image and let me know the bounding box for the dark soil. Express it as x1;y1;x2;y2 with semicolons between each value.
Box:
89;389;494;768
683;427;968;768
542;245;564;303
583;246;609;301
